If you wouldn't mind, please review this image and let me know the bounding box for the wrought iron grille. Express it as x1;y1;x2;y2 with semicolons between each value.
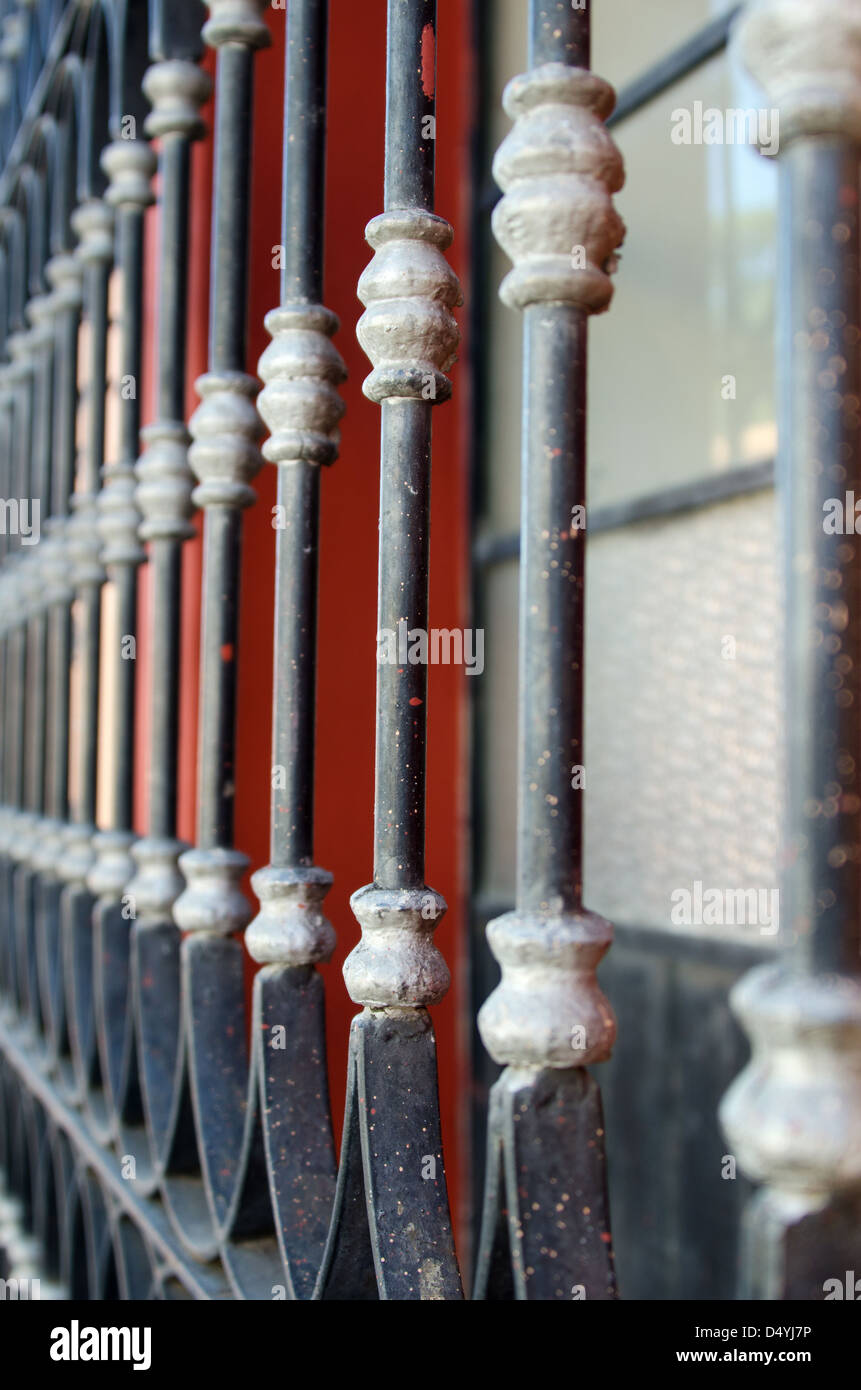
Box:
0;0;860;1305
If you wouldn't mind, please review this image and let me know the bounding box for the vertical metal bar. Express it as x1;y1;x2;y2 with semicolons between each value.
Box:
127;55;209;940
316;0;463;1302
88;137;156;1131
173;0;269;938
348;0;461;996
33;250;80;1050
59;199;113;900
87;141;153;903
12;205;59;1036
32;248;81;1067
126;36;210;1198
163;0;270;1268
247;0;345;1297
5;308;38;1021
372;0;436;892
474;0;624;1301
3;181;53;1027
721;0;861;1299
54;196;115;1117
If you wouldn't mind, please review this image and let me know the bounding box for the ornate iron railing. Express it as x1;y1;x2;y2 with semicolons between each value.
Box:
0;0;859;1304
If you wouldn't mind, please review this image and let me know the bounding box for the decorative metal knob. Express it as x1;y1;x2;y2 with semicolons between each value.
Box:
492;63;625;313
721;965;861;1196
257;305;346;467
173;847;252;936
87;830;138;903
125;837;188;923
188;370;264;509
44;253;83;312
247;866;335;966
71;199;114;268
101;140;157;210
98;463;145;569
356;209;461;403
344;884;449;1010
478;907;615;1069
65;490;105;590
135;421;196;542
203;0;271;50
736;0;861;147
143;61;212;143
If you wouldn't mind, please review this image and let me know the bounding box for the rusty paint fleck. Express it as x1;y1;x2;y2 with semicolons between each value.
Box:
420;23;435;99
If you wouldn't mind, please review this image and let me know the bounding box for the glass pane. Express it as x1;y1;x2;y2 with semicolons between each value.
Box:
588;53;777;507
583;490;781;935
594;0;738;91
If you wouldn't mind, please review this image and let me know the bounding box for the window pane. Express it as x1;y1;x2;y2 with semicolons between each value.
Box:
583;490;781;934
588;54;777;507
594;0;739;90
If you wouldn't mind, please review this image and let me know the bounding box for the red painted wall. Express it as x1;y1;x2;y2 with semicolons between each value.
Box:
136;2;474;1253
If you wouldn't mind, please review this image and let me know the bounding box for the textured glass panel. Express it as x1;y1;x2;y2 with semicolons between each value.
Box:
588;54;777;507
475;494;782;935
583;490;782;938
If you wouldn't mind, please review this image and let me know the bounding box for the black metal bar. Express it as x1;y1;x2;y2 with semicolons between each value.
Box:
315;0;463;1302
88;134;155;1142
126;38;210;1218
5;293;38;1026
65;200;113;844
133;48;209;855
384;0;435;212
31;243;81;1073
529;0;589;66
781;142;861;976
265;0;334;869
157;137;192;431
55;198;115;1128
279;0;325;308
374;1;436;888
176;3;267;872
374;400;432;888
245;0;345;1298
270;463;320;867
520;305;586;909
196;506;242;850
208;43;253;373
93;144;152;842
474;0;623;1301
142;538;183;840
130;52;208;863
168;0;270;1270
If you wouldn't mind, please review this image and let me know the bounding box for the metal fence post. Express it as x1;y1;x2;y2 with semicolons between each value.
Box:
474;0;625;1301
